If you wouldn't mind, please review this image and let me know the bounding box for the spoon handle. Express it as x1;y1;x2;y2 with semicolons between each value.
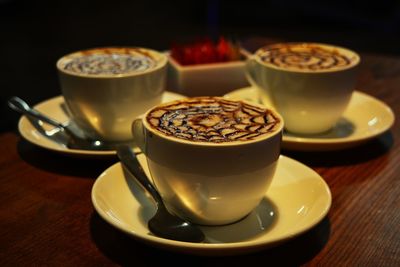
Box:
117;146;164;204
8;96;64;128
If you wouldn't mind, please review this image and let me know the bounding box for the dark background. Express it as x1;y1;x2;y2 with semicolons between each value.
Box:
2;0;400;132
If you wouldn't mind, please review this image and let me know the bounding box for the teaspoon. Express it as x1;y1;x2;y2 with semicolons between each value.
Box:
116;145;205;243
8;96;130;151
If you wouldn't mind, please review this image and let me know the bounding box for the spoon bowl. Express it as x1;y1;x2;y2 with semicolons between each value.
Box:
116;145;205;243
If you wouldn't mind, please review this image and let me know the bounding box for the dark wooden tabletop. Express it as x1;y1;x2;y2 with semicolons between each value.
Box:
1;48;399;266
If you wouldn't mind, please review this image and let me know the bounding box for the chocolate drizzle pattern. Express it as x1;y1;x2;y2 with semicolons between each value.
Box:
63;48;156;75
257;44;354;71
146;97;281;143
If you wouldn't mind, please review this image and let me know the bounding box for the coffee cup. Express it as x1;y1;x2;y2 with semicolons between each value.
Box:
132;96;283;225
246;42;360;135
57;47;168;142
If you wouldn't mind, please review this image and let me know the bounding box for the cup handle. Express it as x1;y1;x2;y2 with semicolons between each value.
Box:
132;119;146;154
245;56;260;88
245;56;274;108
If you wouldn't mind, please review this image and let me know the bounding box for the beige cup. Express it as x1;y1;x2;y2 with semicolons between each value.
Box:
132;97;283;225
57;47;168;142
247;42;360;135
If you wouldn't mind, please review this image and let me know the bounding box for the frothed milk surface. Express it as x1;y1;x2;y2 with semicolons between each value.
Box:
59;48;157;76
146;97;281;143
256;43;359;72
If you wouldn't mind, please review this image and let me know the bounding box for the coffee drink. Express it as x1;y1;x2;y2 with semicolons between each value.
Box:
134;97;283;225
256;43;358;72
57;47;168;142
146;97;281;143
59;47;157;76
247;42;360;134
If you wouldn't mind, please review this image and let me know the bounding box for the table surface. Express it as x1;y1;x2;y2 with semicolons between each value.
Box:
1;47;399;266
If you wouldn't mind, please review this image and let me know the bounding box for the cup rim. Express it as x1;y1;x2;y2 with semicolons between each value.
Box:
252;42;361;73
56;47;168;78
140;97;284;147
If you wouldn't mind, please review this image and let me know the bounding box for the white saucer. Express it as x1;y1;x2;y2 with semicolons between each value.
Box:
91;154;331;256
18;91;186;157
224;87;395;151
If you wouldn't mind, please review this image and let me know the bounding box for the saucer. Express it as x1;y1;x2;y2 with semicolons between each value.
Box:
18;91;186;157
91;154;331;256
224;87;395;151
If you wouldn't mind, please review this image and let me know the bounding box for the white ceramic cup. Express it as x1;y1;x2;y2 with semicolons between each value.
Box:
246;42;360;135
57;47;168;142
132;97;283;225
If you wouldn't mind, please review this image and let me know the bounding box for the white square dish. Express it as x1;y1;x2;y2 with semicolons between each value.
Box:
166;49;250;96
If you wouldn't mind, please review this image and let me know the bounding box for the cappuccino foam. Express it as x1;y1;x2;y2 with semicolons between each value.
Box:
257;43;357;72
61;48;156;75
146;97;281;143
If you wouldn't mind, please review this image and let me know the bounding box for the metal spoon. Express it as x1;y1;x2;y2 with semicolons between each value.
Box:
8;96;130;151
116;145;205;243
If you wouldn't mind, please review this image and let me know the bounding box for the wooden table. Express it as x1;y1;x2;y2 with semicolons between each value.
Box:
1;50;399;266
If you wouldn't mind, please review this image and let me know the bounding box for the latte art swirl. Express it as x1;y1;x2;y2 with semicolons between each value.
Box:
62;48;156;75
146;97;281;143
257;44;355;71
